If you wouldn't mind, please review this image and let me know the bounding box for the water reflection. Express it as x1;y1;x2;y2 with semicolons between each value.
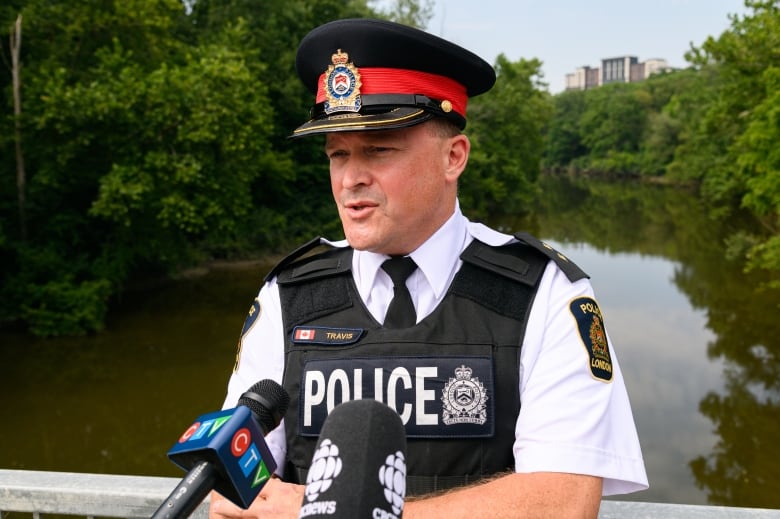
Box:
0;263;273;478
551;243;724;505
518;174;780;508
1;175;778;509
680;240;780;508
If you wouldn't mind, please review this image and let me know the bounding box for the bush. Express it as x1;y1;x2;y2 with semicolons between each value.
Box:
20;278;112;337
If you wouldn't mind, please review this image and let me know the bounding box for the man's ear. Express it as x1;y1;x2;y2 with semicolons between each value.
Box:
445;134;470;182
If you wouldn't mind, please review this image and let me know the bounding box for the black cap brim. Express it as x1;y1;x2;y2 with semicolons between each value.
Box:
291;107;435;138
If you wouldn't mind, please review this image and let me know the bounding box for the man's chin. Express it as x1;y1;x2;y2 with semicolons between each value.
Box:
344;234;383;253
346;240;379;253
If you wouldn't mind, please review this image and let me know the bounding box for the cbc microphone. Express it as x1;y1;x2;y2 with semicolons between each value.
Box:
299;399;407;519
152;379;290;519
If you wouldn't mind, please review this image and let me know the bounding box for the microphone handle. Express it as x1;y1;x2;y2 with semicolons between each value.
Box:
151;460;218;519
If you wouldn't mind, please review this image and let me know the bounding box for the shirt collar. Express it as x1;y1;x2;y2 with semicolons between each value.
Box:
410;207;469;299
353;204;470;300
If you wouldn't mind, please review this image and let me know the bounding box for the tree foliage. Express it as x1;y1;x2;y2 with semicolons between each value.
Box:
543;89;587;170
681;0;780;278
462;55;551;219
1;0;778;335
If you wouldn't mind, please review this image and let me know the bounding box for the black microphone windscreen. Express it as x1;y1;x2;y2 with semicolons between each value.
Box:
299;399;407;519
238;379;290;434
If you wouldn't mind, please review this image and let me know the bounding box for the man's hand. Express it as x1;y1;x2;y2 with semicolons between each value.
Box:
209;479;305;519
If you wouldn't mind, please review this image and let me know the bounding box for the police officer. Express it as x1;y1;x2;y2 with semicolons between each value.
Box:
211;18;648;519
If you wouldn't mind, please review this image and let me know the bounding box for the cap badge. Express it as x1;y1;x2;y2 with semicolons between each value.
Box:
323;49;362;115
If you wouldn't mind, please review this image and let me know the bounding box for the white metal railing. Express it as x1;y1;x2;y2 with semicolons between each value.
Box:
2;469;780;518
0;469;208;518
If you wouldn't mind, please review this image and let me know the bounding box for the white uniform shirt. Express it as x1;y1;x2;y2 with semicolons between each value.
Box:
225;205;649;496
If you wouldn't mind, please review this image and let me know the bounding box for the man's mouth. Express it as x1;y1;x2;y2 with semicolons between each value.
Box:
345;201;376;213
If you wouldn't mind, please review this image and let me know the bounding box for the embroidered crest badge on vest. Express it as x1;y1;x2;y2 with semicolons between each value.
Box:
441;365;488;425
569;297;613;382
323;49;362;114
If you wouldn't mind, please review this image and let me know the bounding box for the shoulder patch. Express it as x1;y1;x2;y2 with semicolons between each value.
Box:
569;297;613;382
242;299;262;338
234;298;261;373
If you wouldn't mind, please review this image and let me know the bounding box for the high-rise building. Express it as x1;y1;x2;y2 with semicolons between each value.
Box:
564;57;672;91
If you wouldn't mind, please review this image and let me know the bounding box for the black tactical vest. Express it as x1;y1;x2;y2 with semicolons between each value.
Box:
272;232;587;495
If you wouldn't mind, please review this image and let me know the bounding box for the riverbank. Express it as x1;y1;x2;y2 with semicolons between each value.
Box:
542;167;700;188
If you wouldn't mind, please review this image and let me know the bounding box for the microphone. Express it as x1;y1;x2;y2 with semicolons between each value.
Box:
299;399;407;519
152;379;290;519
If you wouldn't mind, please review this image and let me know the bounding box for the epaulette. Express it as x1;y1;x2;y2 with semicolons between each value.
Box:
266;237;352;285
459;239;547;287
513;232;589;283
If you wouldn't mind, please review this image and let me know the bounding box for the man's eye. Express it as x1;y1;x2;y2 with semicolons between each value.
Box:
327;150;347;159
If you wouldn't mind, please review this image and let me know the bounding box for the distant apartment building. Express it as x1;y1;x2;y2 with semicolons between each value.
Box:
565;56;671;90
602;55;638;84
564;66;600;90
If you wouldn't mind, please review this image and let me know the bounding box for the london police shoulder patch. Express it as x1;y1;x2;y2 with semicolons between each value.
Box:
569;297;613;382
242;299;262;338
233;298;261;373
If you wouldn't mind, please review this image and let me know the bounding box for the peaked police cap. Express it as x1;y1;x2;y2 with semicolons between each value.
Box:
291;18;496;138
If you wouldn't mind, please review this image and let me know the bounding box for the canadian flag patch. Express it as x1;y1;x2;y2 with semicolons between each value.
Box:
294;328;316;341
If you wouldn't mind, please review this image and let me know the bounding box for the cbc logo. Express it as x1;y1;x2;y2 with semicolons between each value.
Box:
379;451;406;515
304;438;343;502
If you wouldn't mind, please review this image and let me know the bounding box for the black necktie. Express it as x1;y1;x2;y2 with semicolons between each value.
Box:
381;256;418;328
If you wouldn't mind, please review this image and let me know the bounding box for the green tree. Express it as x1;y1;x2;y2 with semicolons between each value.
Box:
0;1;287;335
462;55;552;219
677;0;780;275
543;89;587;170
634;70;699;176
577;83;649;174
733;66;780;281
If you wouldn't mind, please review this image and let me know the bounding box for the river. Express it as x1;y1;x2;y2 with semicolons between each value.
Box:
1;174;778;509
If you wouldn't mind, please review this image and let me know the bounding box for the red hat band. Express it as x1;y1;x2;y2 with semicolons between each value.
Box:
316;67;468;118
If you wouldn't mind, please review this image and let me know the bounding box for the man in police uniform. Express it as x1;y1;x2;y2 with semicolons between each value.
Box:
211;18;648;519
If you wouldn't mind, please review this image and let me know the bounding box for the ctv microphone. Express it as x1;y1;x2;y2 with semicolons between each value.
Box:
152;379;290;519
299;399;407;519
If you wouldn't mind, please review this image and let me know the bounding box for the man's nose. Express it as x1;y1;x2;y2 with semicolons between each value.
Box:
340;156;372;188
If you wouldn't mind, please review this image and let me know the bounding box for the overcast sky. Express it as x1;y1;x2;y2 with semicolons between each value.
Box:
418;0;748;93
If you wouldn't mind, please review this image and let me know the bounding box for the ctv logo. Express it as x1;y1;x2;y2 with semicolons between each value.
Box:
231;427;272;488
178;414;233;443
176;412;272;488
168;406;277;507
